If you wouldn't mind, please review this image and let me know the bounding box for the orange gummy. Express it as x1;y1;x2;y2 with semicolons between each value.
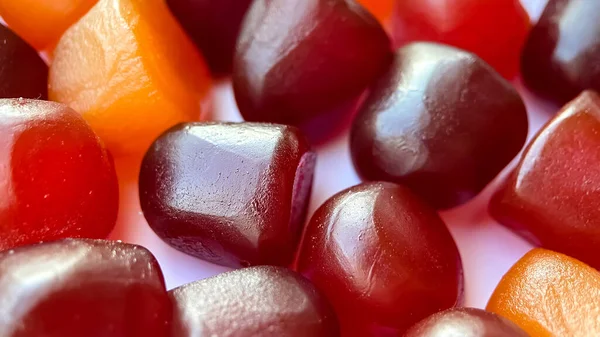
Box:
357;0;393;23
487;249;600;336
0;0;97;51
49;0;211;156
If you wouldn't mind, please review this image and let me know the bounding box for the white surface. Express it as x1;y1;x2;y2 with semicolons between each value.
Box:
109;0;551;309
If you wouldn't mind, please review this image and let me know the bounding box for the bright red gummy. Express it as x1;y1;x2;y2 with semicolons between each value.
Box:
167;0;252;76
391;0;530;79
0;239;172;337
170;266;340;336
233;0;392;140
404;308;529;337
351;43;528;209
490;91;600;270
0;99;118;250
139;122;316;268
521;0;600;105
296;182;463;337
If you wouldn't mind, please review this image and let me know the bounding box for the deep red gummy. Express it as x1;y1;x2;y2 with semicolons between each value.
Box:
296;182;463;337
404;308;529;337
167;0;253;76
169;266;340;336
0;25;48;99
521;0;600;105
233;0;392;138
491;91;600;270
0;99;119;250
391;0;530;79
139;122;316;268
351;43;528;209
0;239;172;337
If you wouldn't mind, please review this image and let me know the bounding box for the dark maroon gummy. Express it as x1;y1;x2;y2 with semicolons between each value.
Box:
0;25;48;99
521;0;600;105
233;0;392;139
0;239;172;337
166;0;253;76
139;122;316;268
351;42;528;209
169;266;340;336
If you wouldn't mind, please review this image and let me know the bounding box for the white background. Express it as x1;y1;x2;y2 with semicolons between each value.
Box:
108;0;551;309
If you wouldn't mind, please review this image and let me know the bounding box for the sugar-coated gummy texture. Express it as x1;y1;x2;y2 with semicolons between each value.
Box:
490;91;600;270
391;0;529;79
0;0;96;50
0;25;48;99
169;266;339;337
351;43;528;209
487;249;600;337
404;308;530;337
521;0;600;105
139;122;316;268
0;99;118;251
167;0;253;76
49;0;211;156
296;182;463;337
233;0;392;134
0;239;172;337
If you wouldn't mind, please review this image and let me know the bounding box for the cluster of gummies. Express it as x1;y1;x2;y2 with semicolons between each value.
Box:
0;0;600;336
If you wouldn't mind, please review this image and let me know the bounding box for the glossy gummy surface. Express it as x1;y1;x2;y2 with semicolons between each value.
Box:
0;239;172;337
391;0;530;79
296;182;463;337
0;25;48;100
0;99;118;251
521;0;600;105
487;249;600;337
167;0;253;76
404;308;529;337
49;0;212;156
351;43;528;209
0;0;97;50
233;0;392;138
490;90;600;270
169;266;339;337
139;122;316;268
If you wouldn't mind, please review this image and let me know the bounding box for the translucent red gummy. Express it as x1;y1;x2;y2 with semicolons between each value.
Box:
139;122;315;268
0;239;171;337
296;182;463;337
0;99;118;250
491;91;600;270
167;0;252;75
170;266;340;336
233;0;392;139
351;43;528;209
391;0;530;79
0;25;48;99
521;0;600;105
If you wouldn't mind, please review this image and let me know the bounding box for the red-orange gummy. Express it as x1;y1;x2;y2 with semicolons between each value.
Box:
491;91;600;270
391;0;530;78
0;0;97;50
357;0;393;24
49;0;212;156
0;99;118;251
